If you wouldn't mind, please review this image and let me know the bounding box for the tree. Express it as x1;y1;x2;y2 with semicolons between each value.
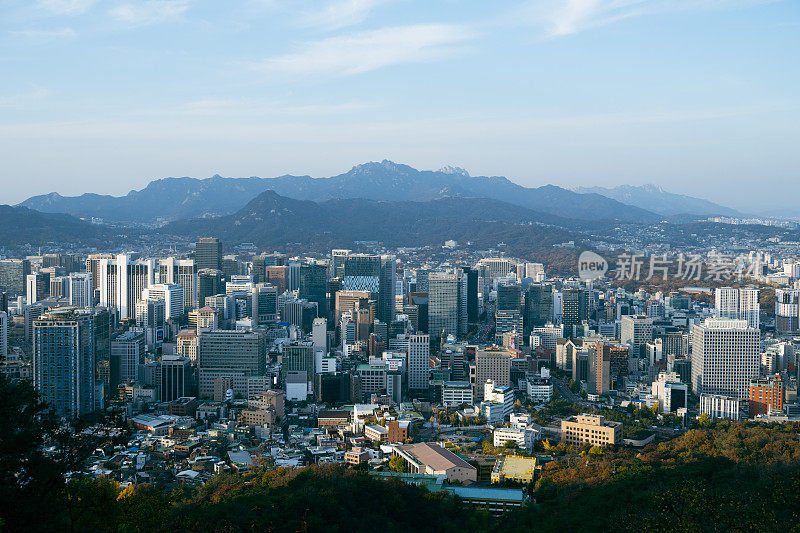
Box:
697;413;712;428
388;455;407;473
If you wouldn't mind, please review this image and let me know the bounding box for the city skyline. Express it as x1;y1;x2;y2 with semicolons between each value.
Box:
2;0;799;209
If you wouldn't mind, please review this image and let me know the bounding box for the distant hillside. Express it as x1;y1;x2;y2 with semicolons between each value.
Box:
575;184;741;217
164;191;579;254
0;205;114;246
20;161;660;224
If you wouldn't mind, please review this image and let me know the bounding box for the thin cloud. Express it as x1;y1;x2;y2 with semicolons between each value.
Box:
9;28;77;42
257;24;474;77
110;0;190;26
179;97;376;116
36;0;97;15
519;0;780;37
300;0;388;30
0;87;50;109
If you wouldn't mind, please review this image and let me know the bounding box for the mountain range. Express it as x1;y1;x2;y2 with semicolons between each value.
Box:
19;160;687;225
575;184;742;217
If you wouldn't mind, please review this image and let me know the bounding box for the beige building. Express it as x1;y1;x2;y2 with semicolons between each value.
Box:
474;348;513;401
560;414;622;447
176;329;198;363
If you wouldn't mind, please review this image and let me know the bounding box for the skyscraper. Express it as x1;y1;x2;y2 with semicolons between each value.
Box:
98;254;155;320
195;237;222;271
408;333;430;393
0;311;7;361
496;283;522;312
428;271;461;340
775;289;800;333
523;283;553;335
197;268;224;307
299;262;328;319
69;272;93;308
715;287;760;330
691;318;760;399
0;258;31;298
561;288;588;333
158;257;198;310
378;255;396;324
33;308;96;418
462;266;479;324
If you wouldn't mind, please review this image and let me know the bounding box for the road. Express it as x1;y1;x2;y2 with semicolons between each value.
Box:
553;377;582;404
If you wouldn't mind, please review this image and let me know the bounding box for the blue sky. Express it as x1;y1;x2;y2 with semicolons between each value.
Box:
1;0;798;211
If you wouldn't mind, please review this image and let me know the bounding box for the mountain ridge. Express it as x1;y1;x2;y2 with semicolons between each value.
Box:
575;184;742;217
20;160;660;224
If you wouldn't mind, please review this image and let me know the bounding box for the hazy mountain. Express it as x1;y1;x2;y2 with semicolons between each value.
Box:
0;205;115;246
164;191;579;254
20;161;659;224
575;184;741;217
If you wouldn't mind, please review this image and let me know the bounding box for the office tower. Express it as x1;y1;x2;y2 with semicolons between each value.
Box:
495;310;523;347
282;299;318;333
252;284;278;325
135;298;166;350
409;292;428;333
477;257;517;278
691;318;760;399
588;343;612;394
331;249;350;278
416;269;429;293
335;290;371;327
264;266;287;295
461;266;479;324
378;255;396;324
142;283;184;320
85;253;113;292
98;254;155;320
428;271;461;340
312;317;327;353
475;348;513;400
0;258;31;297
92;308;113;395
343;254;381;290
198;330;265;396
111;330;145;383
496;283;522;312
221;255;241;280
158;258;197;310
159;355;192;402
33;308;96;417
251;255;267;285
68;273;93;307
749;375;783;417
600;343;630;384
197;269;224;307
26;272;50;305
196;306;219;332
408;334;430;393
523;284;553;336
282;343;315;394
0;311;7;360
49;276;69;300
299;262;328;319
715;287;760;330
561;288;588;333
176;329;199;363
775;289;800;334
621;315;653;354
195;237;222;271
286;261;300;292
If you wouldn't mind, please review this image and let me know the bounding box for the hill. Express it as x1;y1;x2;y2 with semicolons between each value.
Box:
0;205;115;247
163;191;579;254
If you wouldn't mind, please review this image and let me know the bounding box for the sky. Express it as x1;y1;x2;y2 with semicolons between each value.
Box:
1;0;798;211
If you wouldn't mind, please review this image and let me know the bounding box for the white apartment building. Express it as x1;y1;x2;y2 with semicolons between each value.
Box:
691;318;760;399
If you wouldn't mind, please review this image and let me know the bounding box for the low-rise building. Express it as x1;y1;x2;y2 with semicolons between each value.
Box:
392;442;477;483
490;455;538;484
442;381;474;407
560;414;622;447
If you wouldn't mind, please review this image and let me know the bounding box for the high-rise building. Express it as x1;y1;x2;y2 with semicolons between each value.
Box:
496;283;522;312
68;272;93;308
428;271;461;340
588;343;612;394
158;355;192;402
0;258;31;297
691;318;760;400
195;238;222;271
715;287;760;330
26;272;50;305
523;284;553;335
142;283;184;320
157;258;198;310
197;269;224;307
198;330;265;397
749;375;783;417
299;262;328;319
474;348;513;401
408;334;430;393
264;266;288;295
33;308;96;417
282;342;315;381
135;298;166;351
495;310;523;347
775;289;800;334
0;311;7;361
378;255;396;324
331;249;351;279
621;315;653;353
98;254;155;320
111;330;145;384
561;289;588;332
461;267;479;324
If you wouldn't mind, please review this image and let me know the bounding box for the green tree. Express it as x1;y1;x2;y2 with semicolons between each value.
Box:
388;455;407;473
